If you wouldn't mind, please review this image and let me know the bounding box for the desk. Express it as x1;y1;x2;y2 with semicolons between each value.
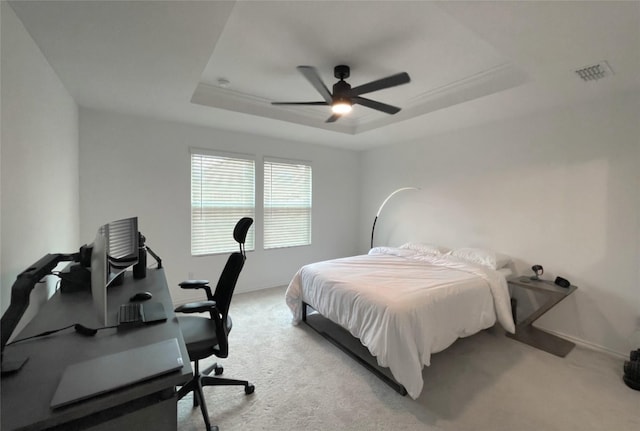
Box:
1;268;192;430
506;276;578;357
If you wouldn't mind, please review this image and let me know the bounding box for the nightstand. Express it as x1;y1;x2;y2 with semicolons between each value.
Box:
506;276;578;357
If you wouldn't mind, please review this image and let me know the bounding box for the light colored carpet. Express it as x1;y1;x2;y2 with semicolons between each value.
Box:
177;286;639;430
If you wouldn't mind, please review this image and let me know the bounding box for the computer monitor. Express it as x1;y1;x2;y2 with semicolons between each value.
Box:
91;217;139;325
100;217;139;271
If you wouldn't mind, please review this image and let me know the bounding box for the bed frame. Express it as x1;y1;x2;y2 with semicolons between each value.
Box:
301;301;408;396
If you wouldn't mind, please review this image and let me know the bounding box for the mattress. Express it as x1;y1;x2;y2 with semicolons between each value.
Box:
285;247;515;399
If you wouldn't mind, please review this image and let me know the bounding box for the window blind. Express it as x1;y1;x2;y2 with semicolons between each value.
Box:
264;159;312;249
191;151;255;255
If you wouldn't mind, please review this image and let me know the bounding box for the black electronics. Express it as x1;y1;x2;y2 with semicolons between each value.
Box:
129;291;152;302
74;324;99;337
60;264;91;293
554;276;571;288
78;244;93;267
530;264;544;280
133;232;147;279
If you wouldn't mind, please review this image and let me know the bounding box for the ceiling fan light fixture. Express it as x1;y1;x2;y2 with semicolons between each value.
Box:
332;101;352;114
271;65;410;122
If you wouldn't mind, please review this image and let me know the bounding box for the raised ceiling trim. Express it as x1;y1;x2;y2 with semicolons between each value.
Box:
192;63;527;135
355;63;529;134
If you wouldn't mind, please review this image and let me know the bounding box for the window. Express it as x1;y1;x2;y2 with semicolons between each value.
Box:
264;158;312;249
191;150;255;255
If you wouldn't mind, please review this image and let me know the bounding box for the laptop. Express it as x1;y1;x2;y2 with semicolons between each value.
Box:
50;338;183;409
117;301;167;328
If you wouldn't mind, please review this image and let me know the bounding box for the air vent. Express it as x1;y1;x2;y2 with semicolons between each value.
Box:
574;61;613;82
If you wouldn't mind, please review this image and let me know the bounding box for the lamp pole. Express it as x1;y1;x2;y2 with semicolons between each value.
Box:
370;187;420;249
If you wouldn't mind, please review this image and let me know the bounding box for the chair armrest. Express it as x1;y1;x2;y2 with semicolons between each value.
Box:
179;280;210;289
178;280;214;300
174;300;217;314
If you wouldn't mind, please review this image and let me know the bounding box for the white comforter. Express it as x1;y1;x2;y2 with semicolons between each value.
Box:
285;247;515;399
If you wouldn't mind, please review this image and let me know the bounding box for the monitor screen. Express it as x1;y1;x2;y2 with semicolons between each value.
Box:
91;217;139;325
99;217;138;270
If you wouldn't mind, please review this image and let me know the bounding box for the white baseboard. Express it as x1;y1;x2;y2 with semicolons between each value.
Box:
542;327;628;359
235;284;287;295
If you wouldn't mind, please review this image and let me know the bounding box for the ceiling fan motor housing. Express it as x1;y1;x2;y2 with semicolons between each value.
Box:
333;80;352;100
334;65;350;80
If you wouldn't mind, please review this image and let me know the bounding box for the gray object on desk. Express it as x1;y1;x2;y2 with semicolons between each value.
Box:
51;338;183;409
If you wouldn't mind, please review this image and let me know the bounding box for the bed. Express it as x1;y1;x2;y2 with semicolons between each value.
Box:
285;245;516;399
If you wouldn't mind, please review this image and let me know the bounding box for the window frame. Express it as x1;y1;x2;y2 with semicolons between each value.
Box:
190;148;256;256
263;156;313;250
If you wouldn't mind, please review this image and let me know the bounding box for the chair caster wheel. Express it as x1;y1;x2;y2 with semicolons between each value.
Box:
245;384;255;395
214;365;223;375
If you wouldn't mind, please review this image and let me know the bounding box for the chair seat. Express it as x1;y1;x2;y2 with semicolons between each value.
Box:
177;315;232;361
178;315;218;356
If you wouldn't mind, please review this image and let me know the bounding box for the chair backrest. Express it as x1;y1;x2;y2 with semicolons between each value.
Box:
212;252;245;323
233;217;253;256
212;217;253;322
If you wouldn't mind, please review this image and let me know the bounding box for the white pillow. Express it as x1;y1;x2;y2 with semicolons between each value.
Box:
449;247;511;270
398;242;446;255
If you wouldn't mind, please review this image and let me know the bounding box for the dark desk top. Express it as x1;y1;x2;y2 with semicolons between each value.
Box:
1;268;192;430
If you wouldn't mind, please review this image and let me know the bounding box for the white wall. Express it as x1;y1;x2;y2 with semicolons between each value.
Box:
0;3;79;326
79;108;360;304
360;92;640;356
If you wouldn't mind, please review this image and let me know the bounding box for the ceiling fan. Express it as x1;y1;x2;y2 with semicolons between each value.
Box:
271;65;411;123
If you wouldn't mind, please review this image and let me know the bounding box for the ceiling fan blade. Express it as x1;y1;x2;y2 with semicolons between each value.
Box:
352;96;401;114
347;72;410;97
325;113;341;123
271;101;329;106
297;66;333;104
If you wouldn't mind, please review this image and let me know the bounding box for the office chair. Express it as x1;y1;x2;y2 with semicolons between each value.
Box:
175;217;255;431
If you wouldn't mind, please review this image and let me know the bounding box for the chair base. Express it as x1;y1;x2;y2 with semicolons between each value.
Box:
177;361;254;431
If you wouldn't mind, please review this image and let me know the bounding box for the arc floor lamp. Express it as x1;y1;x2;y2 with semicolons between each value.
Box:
370;187;420;249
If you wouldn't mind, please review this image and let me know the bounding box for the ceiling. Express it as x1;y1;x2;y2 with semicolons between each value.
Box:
8;1;640;150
